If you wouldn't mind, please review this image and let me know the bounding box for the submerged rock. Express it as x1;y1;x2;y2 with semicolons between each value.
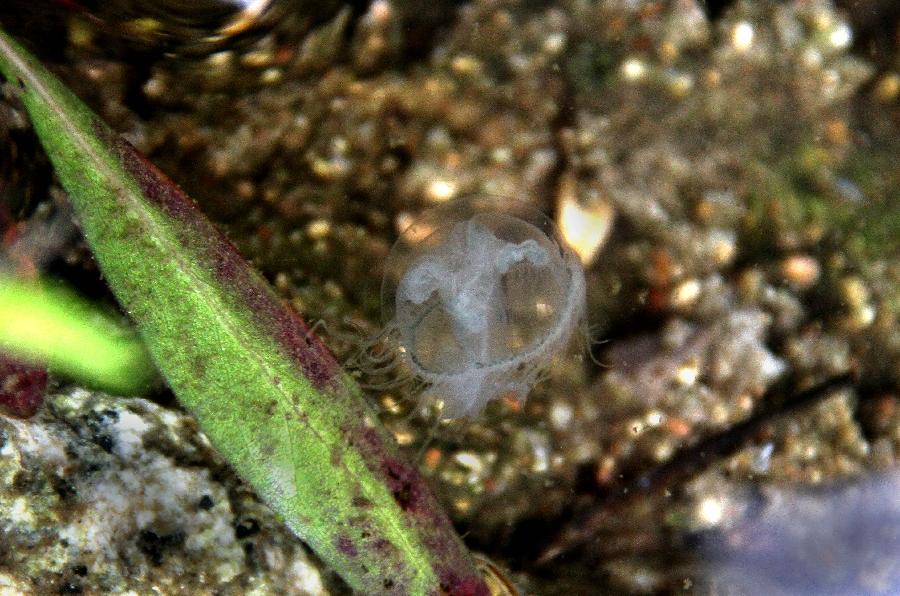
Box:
697;471;900;595
0;388;331;595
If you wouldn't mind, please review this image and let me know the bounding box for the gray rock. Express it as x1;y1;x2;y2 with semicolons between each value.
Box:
0;388;332;595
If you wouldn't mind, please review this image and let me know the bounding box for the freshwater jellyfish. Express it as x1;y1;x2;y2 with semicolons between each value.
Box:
380;196;587;418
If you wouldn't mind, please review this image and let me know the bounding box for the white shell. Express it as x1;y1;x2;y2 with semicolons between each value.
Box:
382;196;586;417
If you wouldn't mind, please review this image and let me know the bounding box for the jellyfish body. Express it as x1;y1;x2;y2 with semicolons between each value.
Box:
382;197;587;418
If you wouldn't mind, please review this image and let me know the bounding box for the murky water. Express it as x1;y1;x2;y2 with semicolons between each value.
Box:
0;0;897;594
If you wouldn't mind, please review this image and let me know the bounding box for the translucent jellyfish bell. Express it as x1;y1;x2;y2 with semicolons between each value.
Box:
382;196;587;418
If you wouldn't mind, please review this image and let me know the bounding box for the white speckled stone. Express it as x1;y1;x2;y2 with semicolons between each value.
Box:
0;388;332;595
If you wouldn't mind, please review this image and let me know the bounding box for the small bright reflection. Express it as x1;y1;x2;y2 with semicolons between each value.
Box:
829;23;852;50
698;496;724;525
731;22;754;53
620;57;648;81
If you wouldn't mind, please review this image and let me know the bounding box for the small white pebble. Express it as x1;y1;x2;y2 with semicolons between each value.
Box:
732;22;754;53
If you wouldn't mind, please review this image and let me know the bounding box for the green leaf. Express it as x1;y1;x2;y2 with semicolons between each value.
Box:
0;276;155;394
0;29;487;596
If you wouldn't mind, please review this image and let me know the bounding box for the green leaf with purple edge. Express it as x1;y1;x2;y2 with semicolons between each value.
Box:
0;28;488;596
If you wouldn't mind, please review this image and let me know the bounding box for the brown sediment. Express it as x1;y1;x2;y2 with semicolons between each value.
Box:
538;372;857;564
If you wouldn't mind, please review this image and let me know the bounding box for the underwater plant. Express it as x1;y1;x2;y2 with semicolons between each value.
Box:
0;276;155;396
379;196;587;418
0;28;490;595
